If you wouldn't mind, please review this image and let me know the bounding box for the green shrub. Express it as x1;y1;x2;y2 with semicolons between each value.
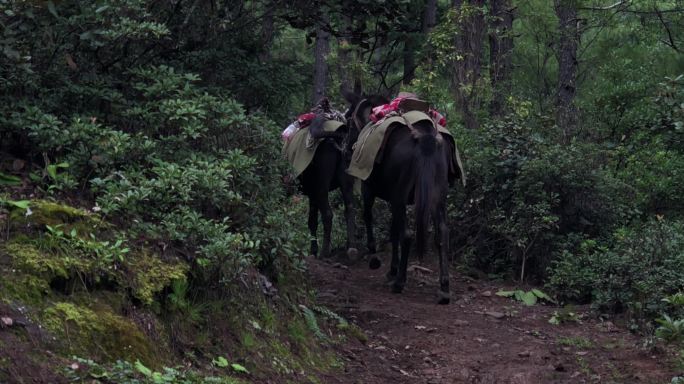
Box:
547;219;684;324
545;240;600;304
452;116;631;281
593;220;684;319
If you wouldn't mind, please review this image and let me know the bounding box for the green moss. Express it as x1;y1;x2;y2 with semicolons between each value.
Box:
287;318;309;346
126;252;188;305
345;324;368;344
5;241;93;281
258;303;276;333
310;350;342;372
42;302;159;367
557;336;595;349
271;341;294;361
0;270;50;304
10;200;101;229
4;233;185;306
241;332;256;349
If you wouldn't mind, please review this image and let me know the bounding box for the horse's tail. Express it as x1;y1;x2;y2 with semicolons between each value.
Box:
308;114;346;141
414;122;440;258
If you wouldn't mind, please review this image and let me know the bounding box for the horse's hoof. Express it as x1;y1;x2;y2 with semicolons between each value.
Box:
347;247;359;261
437;290;450;305
391;282;404;294
369;256;381;270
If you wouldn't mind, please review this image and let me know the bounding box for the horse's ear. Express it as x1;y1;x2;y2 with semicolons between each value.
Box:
352;99;373;128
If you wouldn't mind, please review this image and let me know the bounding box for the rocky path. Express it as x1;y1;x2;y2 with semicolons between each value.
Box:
309;255;677;384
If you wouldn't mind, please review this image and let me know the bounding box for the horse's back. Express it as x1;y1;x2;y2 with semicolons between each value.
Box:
367;123;449;203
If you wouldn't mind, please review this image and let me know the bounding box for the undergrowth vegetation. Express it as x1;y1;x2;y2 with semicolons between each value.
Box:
441;73;684;332
0;1;327;381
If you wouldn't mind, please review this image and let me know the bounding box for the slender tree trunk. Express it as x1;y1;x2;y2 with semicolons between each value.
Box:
422;0;437;33
312;16;330;105
554;0;580;142
489;0;514;118
452;0;486;130
418;0;438;96
338;2;363;94
404;0;437;87
258;3;275;62
338;10;354;94
403;35;416;85
352;19;364;95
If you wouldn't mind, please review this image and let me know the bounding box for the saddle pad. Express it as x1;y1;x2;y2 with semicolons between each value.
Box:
282;120;344;177
347;111;465;186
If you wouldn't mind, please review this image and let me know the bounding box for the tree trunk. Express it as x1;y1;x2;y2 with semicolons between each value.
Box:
352;18;364;95
312;14;330;105
338;2;363;94
452;0;486;130
554;0;580;142
488;0;514;118
422;0;437;33
403;35;416;85
258;3;275;62
403;0;437;87
338;10;353;94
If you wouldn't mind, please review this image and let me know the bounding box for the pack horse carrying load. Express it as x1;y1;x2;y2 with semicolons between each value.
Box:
282;98;357;260
283;92;465;304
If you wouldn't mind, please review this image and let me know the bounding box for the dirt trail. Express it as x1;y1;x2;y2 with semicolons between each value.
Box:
309;254;677;384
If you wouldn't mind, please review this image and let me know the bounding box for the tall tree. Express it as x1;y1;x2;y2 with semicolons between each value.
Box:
452;0;486;130
403;0;438;87
422;0;438;33
337;10;354;94
312;13;331;104
259;2;275;62
403;34;418;85
488;0;515;118
554;0;580;142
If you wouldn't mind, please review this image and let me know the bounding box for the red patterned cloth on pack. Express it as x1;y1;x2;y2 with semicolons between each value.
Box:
369;97;447;127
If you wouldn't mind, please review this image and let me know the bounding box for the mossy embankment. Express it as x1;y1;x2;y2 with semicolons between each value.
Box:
0;199;359;383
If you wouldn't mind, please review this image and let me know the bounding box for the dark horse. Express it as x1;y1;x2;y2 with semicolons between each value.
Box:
298;115;355;259
344;92;452;304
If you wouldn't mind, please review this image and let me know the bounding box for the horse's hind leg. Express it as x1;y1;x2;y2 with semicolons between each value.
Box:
435;202;450;304
363;184;381;269
362;184;376;254
391;203;410;293
308;198;319;258
340;176;357;258
317;191;333;259
386;203;400;282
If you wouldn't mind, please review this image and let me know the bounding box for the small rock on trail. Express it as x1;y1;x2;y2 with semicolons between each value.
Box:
1;316;13;327
485;311;506;319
